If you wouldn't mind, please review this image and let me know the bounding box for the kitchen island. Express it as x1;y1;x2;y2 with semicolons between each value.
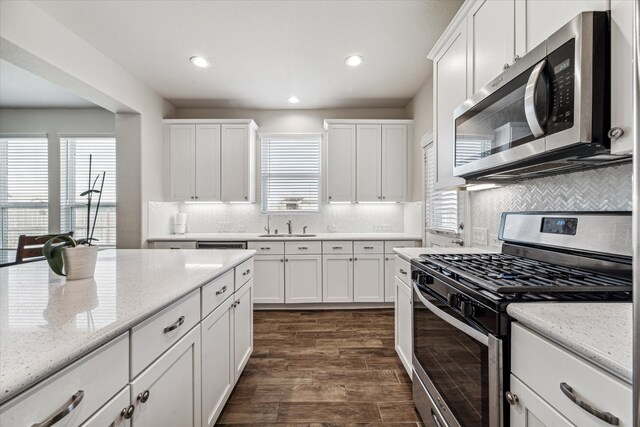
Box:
0;248;255;426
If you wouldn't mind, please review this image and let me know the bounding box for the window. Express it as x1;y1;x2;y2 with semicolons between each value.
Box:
424;142;462;234
261;134;321;213
0;138;49;257
61;137;116;246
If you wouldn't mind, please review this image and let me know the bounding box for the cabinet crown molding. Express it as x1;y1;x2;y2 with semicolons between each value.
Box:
427;0;477;60
323;119;414;131
164;119;258;129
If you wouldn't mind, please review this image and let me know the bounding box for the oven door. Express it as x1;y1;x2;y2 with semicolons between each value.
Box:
412;283;502;427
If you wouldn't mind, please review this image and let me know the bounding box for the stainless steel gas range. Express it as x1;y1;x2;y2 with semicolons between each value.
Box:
411;211;632;427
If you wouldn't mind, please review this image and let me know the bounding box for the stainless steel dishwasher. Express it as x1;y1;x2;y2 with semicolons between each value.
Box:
196;241;247;250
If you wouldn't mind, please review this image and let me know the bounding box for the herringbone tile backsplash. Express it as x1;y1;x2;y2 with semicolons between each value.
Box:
470;163;633;247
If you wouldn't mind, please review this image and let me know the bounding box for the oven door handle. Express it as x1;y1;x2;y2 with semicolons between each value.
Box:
413;283;489;346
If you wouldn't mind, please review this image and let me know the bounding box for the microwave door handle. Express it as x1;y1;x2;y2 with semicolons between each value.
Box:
413;284;489;345
524;59;547;138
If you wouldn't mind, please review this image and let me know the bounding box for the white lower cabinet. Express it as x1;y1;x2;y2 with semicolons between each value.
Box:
80;387;132;427
201;297;234;427
233;280;254;378
131;325;202;427
394;276;412;377
322;254;354;302
353;254;384;302
509;375;572;427
285;255;322;303
253;255;285;303
384;256;395;302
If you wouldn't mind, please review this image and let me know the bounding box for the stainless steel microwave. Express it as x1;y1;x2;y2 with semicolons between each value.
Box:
453;11;628;182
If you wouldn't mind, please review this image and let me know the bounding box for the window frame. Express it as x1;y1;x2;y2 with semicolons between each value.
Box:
424;141;463;236
260;133;322;215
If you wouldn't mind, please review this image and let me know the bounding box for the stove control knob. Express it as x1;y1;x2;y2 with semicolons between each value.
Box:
448;293;460;308
461;301;474;317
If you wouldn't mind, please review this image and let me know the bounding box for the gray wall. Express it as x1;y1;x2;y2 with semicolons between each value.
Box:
404;73;433;202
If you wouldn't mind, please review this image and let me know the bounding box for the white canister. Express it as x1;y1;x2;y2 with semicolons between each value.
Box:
62;245;99;280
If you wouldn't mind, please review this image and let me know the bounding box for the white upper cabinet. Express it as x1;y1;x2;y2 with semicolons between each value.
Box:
515;0;609;56
381;124;408;201
610;0;634;155
165;120;257;203
467;0;516;93
169;125;196;201
221;124;256;202
356;124;382;202
432;21;468;190
326;124;356;202
194;124;221;201
325;120;410;202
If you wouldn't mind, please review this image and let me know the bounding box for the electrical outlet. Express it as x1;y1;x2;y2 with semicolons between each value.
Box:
327;225;337;232
489;234;500;247
473;227;488;246
383;224;392;231
237;225;247;232
374;224;383;232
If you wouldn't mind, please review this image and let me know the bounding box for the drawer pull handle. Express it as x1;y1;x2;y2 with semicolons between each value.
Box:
31;390;85;427
560;382;619;425
164;315;185;333
137;390;150;403
364;246;374;249
121;404;135;419
430;410;443;427
260;247;271;250
333;246;343;250
399;269;408;275
298;247;308;250
216;285;228;295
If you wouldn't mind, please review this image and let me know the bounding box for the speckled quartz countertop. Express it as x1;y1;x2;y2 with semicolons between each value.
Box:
508;303;632;383
393;246;497;260
0;249;255;404
147;232;422;242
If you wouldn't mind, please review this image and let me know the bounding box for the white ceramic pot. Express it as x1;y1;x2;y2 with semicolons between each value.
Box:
62;245;99;280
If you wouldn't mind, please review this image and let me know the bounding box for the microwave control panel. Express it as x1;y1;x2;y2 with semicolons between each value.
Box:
546;39;576;135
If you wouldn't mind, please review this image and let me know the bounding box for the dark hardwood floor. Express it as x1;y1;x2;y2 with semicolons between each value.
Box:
218;309;423;426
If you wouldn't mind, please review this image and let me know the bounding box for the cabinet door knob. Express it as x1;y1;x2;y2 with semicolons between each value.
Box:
244;196;248;200
121;404;135;419
505;391;519;406
216;285;228;295
195;195;199;199
328;196;332;200
137;390;150;403
190;196;195;200
608;127;624;140
513;55;520;63
503;63;510;70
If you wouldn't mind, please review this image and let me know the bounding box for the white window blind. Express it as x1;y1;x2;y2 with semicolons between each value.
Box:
261;135;321;213
0;138;49;255
61;137;116;246
424;142;461;233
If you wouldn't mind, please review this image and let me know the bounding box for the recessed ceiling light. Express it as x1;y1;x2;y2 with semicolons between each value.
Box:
189;56;210;68
288;96;300;104
345;55;364;67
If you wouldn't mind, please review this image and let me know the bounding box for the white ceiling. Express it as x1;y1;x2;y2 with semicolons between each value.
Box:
0;59;97;108
32;0;462;110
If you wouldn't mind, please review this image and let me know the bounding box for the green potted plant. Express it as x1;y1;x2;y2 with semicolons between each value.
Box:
43;155;106;280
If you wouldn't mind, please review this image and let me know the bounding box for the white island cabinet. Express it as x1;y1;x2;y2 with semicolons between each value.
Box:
0;249;255;427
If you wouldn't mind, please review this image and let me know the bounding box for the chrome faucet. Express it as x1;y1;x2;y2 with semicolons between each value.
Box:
264;215;271;235
303;226;308;235
286;220;293;235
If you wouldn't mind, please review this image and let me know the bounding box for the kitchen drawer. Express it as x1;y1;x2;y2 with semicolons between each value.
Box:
322;241;353;255
80;386;131;427
150;241;197;249
384;240;418;253
248;241;284;255
511;323;632;426
395;256;411;285
235;258;254;289
201;270;235;319
354;241;384;254
130;289;200;378
0;334;129;427
285;241;322;255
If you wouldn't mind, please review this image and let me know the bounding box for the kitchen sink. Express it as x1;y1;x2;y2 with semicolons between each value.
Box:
257;234;317;238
